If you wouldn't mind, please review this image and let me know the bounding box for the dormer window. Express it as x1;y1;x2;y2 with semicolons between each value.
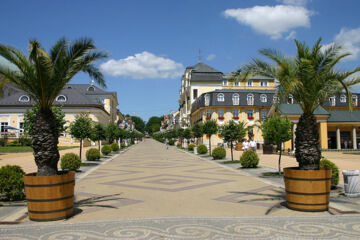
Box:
260;81;268;87
273;96;279;104
288;94;294;104
217;93;224;102
19;95;30;102
87;86;95;91
235;81;240;86
329;96;336;106
340;95;346;103
222;80;228;86
205;94;210;106
56;95;67;102
260;94;267;103
232;93;239;105
247;94;254;105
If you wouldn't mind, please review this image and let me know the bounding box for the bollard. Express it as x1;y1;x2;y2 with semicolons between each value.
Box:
342;170;360;197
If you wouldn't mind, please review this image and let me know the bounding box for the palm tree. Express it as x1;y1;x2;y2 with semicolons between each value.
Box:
0;38;107;176
240;38;360;170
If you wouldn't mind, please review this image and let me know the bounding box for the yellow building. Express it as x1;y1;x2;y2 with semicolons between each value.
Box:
0;83;118;145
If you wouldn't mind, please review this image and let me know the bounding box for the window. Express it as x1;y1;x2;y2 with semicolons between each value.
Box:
232;93;239;105
87;86;95;91
352;95;358;106
247;94;254;105
247;81;253;87
1;122;8;133
217;93;224;102
260;81;268;87
340;95;346;103
218;109;224;118
260;109;267;119
329;96;336;106
206;110;211;119
260;94;267;103
273;95;279;104
288;94;294;104
19;122;25;133
205;94;210;106
222;80;228;86
233;109;239;119
56;95;67;102
247;109;254;119
193;89;198;100
19;95;30;102
235;81;240;86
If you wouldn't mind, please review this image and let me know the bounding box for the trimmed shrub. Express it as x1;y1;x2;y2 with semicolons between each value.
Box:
121;142;126;148
176;143;182;148
240;150;259;168
60;153;81;171
320;158;339;188
86;148;101;161
7;140;22;147
0;165;25;201
187;144;195;152
169;139;175;146
19;137;31;146
101;145;112;155
212;146;226;160
197;144;208;154
111;142;120;152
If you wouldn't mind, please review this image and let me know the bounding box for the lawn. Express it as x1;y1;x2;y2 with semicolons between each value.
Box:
0;146;79;153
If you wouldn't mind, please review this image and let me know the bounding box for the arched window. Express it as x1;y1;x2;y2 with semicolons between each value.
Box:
340;95;346;103
56;95;67;102
205;94;210;106
288;94;294;104
329;96;336;106
217;93;224;102
273;95;279;104
260;94;267;103
352;95;358;106
87;86;95;91
19;95;30;102
247;94;254;105
232;93;239;105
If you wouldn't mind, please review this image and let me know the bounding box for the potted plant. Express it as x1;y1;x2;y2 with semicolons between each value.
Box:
0;38;107;220
241;38;360;211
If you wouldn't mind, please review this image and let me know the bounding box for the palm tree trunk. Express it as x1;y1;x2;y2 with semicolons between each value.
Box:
32;109;59;176
295;113;321;170
231;141;233;161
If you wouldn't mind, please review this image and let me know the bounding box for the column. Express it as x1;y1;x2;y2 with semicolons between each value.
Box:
319;122;328;149
336;127;341;150
293;123;297;151
353;127;357;150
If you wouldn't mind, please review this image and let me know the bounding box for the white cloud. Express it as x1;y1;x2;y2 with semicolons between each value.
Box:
286;31;296;40
223;5;312;39
277;0;308;6
100;51;184;79
333;27;360;60
206;54;216;61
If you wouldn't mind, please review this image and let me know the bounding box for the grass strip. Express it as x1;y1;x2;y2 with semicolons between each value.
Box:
0;146;78;153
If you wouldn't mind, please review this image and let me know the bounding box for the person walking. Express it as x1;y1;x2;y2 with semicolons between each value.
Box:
242;139;249;151
165;139;169;150
249;138;257;151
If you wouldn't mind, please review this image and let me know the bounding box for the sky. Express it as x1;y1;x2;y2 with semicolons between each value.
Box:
1;0;360;121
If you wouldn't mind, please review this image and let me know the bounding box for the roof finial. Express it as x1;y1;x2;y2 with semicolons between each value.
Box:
198;49;202;63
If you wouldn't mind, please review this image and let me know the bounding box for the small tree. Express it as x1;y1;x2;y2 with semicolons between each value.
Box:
176;128;184;144
219;120;247;161
203;120;218;156
90;123;106;151
192;123;204;145
105;123;119;143
182;128;192;145
262;115;292;174
69;114;93;160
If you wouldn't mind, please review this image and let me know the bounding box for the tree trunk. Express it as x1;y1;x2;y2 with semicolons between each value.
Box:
295;113;321;170
32;109;59;176
98;140;101;151
79;139;83;161
278;143;282;175
231;141;233;161
209;136;212;156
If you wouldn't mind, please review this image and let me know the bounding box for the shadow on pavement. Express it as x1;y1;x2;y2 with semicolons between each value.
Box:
74;193;124;210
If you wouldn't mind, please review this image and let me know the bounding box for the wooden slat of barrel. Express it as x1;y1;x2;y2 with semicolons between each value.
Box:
284;167;331;212
24;171;75;221
235;142;242;151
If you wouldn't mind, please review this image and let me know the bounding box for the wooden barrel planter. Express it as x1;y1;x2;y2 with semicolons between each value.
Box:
284;167;332;212
24;171;75;221
235;142;242;151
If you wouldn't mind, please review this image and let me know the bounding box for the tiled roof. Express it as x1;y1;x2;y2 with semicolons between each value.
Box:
327;110;360;122
278;104;330;115
187;62;221;73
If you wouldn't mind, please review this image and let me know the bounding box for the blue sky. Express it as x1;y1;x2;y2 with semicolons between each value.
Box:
1;0;360;121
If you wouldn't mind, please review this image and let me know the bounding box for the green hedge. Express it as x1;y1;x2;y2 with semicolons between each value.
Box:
320;158;339;188
187;144;195;151
197;144;208;154
101;145;112;155
86;148;101;161
111;142;120;152
176;143;182;148
212;147;226;160
121;142;126;148
169;139;175;146
240;150;259;168
60;153;81;171
0;165;25;201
